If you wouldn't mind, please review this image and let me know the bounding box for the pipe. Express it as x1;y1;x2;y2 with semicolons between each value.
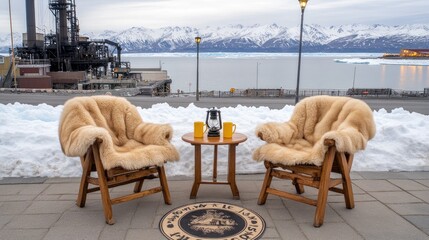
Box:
59;0;68;45
25;0;36;48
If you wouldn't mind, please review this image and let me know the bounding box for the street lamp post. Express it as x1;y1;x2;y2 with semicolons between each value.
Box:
195;36;201;101
8;0;17;92
295;0;308;104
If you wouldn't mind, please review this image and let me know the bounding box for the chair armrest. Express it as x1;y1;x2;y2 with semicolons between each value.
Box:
134;122;174;145
255;122;297;144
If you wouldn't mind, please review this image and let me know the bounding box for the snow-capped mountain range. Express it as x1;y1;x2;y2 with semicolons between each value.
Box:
1;24;428;53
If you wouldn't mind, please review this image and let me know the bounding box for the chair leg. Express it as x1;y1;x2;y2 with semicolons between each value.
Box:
314;147;335;227
258;161;273;205
338;153;354;209
133;180;144;193
293;175;305;194
158;166;172;205
76;153;93;207
92;144;114;225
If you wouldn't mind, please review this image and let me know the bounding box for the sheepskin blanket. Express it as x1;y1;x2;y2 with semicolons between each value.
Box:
253;96;376;166
59;95;179;170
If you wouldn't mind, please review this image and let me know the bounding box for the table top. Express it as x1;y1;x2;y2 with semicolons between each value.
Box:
181;132;247;145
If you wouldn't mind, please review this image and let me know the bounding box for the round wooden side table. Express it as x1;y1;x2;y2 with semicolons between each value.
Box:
181;132;247;199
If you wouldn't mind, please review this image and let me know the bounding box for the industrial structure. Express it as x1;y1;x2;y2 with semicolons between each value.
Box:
1;0;172;96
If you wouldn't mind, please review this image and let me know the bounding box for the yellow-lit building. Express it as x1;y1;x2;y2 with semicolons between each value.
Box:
0;55;11;77
399;49;429;58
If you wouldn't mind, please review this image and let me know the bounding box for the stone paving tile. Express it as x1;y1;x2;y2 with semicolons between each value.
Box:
0;185;25;195
388;179;429;191
43;177;80;184
283;199;343;225
156;194;196;215
358;171;409;180
328;193;376;203
0;174;429;240
0;214;14;229
353;180;402;192
152;214;164;229
0;177;47;184
369;191;423;204
23;200;75;214
68;199;104;212
0;201;32;215
410;190;429;203
417;180;429;188
350;172;364;180
54;211;107;227
126;228;166;240
102;200;138;229
130;200;159;228
236;180;260;193
240;192;259;201
351;183;366;194
331;201;429;240
263;198;286;209
99;228;127;240
387;203;429;215
41;183;79;195
239;202;275;228
59;194;88;201
401;172;429;180
299;222;364;240
236;174;265;181
404;215;429;234
43;226;103;240
260;227;281;239
4;214;60;229
273;220;308;240
35;195;61;201
0;229;48;240
0;184;48;195
15;184;49;195
267;206;293;221
0;194;37;201
165;180;195;193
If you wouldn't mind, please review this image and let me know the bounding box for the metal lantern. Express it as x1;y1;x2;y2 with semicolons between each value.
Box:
206;107;222;137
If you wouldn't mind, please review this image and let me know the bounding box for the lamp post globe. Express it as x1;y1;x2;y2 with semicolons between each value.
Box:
195;37;201;101
295;0;308;104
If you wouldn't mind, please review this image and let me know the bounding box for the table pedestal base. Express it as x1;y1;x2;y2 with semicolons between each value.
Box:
190;144;240;199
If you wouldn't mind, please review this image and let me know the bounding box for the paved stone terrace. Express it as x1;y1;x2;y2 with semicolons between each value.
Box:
0;172;428;240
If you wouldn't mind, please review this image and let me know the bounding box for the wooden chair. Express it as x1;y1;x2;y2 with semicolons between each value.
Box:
58;96;179;224
76;140;171;225
253;96;376;227
257;139;354;227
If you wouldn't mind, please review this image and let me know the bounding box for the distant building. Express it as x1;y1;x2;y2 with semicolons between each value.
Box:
0;55;11;77
399;49;429;58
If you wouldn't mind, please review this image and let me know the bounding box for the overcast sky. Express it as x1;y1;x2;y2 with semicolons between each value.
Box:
1;0;428;35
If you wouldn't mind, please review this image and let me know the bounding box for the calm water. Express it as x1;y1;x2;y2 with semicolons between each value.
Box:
123;53;429;92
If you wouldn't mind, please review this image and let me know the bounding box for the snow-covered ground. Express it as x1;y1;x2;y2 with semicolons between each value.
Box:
0;102;428;178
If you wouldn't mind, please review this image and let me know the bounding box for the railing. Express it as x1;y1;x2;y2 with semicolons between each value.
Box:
16;59;51;66
175;88;429;98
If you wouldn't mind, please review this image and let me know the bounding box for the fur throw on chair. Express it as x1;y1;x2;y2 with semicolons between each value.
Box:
253;96;376;166
59;95;179;170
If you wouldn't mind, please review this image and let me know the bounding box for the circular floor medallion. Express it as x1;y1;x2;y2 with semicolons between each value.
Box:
160;202;265;240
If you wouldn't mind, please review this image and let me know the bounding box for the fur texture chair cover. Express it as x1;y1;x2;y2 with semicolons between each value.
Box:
253;96;376;166
59;95;179;170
